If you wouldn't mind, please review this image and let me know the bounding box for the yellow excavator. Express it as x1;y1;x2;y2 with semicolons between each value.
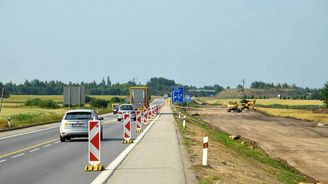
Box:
227;99;256;113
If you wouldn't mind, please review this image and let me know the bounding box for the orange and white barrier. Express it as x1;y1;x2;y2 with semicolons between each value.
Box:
143;108;148;124
123;114;133;144
85;119;103;171
136;110;142;132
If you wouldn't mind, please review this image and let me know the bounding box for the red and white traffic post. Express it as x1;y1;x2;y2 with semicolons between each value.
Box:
143;108;148;124
123;113;133;144
85;119;104;171
202;136;208;166
148;107;152;118
136;110;142;132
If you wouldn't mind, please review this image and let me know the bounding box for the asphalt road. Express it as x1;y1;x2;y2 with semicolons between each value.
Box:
0;100;163;184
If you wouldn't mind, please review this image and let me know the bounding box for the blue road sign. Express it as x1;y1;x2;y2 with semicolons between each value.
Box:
172;87;184;103
186;95;191;103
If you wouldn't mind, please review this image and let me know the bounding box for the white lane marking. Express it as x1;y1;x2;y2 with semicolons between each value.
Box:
91;104;165;184
11;153;25;159
54;141;60;144
0;159;6;163
29;148;41;153
0;126;58;140
43;144;52;148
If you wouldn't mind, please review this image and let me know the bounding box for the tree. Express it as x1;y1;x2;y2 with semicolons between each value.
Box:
321;82;328;108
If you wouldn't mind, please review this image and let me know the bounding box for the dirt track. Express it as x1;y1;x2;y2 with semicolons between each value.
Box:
189;108;328;183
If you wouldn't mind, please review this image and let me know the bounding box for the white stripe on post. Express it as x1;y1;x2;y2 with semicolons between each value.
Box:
88;120;101;166
202;136;208;166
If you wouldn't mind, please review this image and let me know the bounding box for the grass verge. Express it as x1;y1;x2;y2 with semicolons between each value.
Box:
172;106;309;184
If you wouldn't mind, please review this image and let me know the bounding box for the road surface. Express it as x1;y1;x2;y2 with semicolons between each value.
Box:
0;100;163;184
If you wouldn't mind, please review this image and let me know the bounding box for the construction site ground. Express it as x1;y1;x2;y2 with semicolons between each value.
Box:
188;107;328;183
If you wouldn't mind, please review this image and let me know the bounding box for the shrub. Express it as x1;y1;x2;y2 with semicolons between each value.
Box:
24;98;58;109
110;97;122;103
321;82;328;108
38;100;59;108
90;98;109;108
25;98;42;106
85;96;93;103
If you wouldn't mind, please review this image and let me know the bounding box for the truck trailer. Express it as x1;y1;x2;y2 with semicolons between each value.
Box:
129;86;149;110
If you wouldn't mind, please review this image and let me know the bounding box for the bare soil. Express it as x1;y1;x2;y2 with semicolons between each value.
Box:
188;108;328;183
182;121;286;184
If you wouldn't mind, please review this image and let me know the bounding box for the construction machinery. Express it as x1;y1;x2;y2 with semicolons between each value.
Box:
227;99;256;113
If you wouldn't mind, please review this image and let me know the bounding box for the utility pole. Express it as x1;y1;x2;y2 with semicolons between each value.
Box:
242;79;246;99
0;88;4;116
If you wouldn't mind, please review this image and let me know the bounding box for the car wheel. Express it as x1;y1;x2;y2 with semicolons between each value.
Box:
101;131;103;141
60;135;65;142
118;118;121;122
66;137;71;141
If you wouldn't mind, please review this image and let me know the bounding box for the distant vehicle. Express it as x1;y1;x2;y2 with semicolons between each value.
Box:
59;109;104;142
112;103;120;114
129;86;149;111
117;104;136;121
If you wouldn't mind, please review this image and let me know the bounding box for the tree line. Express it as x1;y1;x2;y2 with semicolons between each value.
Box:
0;77;224;97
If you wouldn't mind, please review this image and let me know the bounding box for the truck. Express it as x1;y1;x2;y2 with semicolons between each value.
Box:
129;86;149;110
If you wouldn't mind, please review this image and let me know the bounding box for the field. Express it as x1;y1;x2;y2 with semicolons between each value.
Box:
197;97;328;124
0;95;123;129
173;107;309;184
182;107;328;183
197;97;324;106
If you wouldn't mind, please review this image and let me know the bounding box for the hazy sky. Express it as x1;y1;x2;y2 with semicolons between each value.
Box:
0;0;327;88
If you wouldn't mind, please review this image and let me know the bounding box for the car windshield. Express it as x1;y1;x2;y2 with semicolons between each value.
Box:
120;105;134;110
65;112;92;120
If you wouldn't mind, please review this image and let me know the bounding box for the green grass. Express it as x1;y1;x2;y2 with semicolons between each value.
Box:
256;104;323;110
173;107;307;184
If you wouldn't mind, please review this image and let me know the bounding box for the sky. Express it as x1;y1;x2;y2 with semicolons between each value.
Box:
0;0;327;88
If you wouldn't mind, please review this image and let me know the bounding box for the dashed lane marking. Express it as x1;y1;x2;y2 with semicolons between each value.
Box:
29;148;40;153
43;144;52;148
11;153;25;159
0;138;58;159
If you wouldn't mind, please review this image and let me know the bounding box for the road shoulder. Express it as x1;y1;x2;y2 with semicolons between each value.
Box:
107;105;190;184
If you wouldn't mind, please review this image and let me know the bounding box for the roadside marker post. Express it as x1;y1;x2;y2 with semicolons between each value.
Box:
149;107;152;119
136;110;142;132
202;137;208;167
123;114;133;144
178;112;181;119
143;109;148;125
85;119;104;171
183;116;186;128
7;116;11;128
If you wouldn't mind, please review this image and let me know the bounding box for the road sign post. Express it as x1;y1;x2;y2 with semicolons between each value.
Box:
123;114;133;144
85;119;104;171
136;110;142;132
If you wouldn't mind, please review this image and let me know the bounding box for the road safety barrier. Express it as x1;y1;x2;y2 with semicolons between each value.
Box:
85;119;104;171
136;110;142;132
143;108;148;124
123;114;133;144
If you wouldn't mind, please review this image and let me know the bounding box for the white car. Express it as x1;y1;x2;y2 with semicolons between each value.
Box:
117;104;136;121
59;109;103;142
